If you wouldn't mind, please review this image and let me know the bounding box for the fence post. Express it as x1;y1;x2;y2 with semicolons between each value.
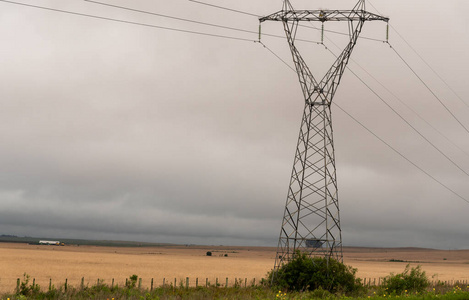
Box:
163;278;165;288
216;278;218;287
196;278;198;288
206;278;208;287
65;278;68;291
245;278;247;288
174;278;176;289
81;277;84;289
33;278;36;288
186;277;189;289
16;278;20;293
138;278;142;289
112;278;114;289
151;278;154;291
126;278;128;287
253;278;256;287
49;278;52;291
226;277;228;288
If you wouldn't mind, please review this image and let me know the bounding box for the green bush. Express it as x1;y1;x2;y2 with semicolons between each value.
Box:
17;273;40;297
381;264;430;294
126;274;139;289
267;251;363;294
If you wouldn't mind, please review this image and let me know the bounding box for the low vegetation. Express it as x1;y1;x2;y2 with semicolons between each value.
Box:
2;264;468;299
267;251;363;294
381;264;430;294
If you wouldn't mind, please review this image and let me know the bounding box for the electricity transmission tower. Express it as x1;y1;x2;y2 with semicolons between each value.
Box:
259;0;388;272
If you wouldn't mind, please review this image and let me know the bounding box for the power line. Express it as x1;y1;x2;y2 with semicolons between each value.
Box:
84;0;321;44
257;40;469;204
0;0;257;43
368;0;469;109
388;42;469;135
317;23;469;162
325;46;469;178
349;51;469;160
260;15;469;179
5;0;467;203
390;27;469;109
334;102;469;205
188;0;258;17
5;0;317;45
186;0;466;136
257;41;296;72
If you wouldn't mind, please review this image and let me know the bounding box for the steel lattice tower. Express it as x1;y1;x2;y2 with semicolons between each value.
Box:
260;0;388;272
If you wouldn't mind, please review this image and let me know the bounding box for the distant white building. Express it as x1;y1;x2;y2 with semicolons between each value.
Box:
39;240;60;245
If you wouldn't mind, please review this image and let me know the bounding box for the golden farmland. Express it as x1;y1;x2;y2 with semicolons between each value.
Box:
1;243;468;293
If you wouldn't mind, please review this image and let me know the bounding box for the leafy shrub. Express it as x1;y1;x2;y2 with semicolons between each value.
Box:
206;251;212;256
17;273;40;297
126;274;139;289
267;251;363;294
381;264;430;294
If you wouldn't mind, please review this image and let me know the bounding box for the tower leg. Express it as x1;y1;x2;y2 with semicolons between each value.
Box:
274;98;342;271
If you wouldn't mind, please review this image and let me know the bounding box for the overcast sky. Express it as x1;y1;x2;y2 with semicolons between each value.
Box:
0;0;468;250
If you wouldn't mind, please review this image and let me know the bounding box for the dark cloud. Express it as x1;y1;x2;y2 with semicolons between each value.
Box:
0;0;468;249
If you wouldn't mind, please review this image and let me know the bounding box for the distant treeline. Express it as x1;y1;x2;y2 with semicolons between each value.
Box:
0;235;174;248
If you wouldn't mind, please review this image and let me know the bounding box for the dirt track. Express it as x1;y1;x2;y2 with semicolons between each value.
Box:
1;243;468;293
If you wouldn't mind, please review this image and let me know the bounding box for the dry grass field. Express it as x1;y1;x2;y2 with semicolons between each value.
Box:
1;242;468;293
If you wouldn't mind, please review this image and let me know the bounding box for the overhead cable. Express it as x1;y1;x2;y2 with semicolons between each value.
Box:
84;0;321;44
388;42;469;135
368;0;469;109
257;41;296;72
326;46;469;178
0;0;257;42
188;0;258;17
314;20;469;160
5;0;467;204
350;52;469;157
257;40;468;204
347;52;469;159
333;102;469;205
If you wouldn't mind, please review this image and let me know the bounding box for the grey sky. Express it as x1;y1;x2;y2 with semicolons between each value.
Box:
0;0;468;249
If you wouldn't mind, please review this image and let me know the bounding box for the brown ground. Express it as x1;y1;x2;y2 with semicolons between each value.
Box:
1;243;468;293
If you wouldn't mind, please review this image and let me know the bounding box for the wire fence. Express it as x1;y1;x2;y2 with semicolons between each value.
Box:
1;276;468;294
1;276;262;294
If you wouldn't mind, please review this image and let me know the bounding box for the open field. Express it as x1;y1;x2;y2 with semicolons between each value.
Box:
1;243;468;293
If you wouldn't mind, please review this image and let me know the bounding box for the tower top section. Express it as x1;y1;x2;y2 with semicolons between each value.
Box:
260;0;388;23
259;9;388;23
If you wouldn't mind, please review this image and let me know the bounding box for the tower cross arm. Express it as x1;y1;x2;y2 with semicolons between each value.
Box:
259;10;388;23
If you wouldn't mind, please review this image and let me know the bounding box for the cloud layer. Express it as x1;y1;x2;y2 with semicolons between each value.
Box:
0;0;468;249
